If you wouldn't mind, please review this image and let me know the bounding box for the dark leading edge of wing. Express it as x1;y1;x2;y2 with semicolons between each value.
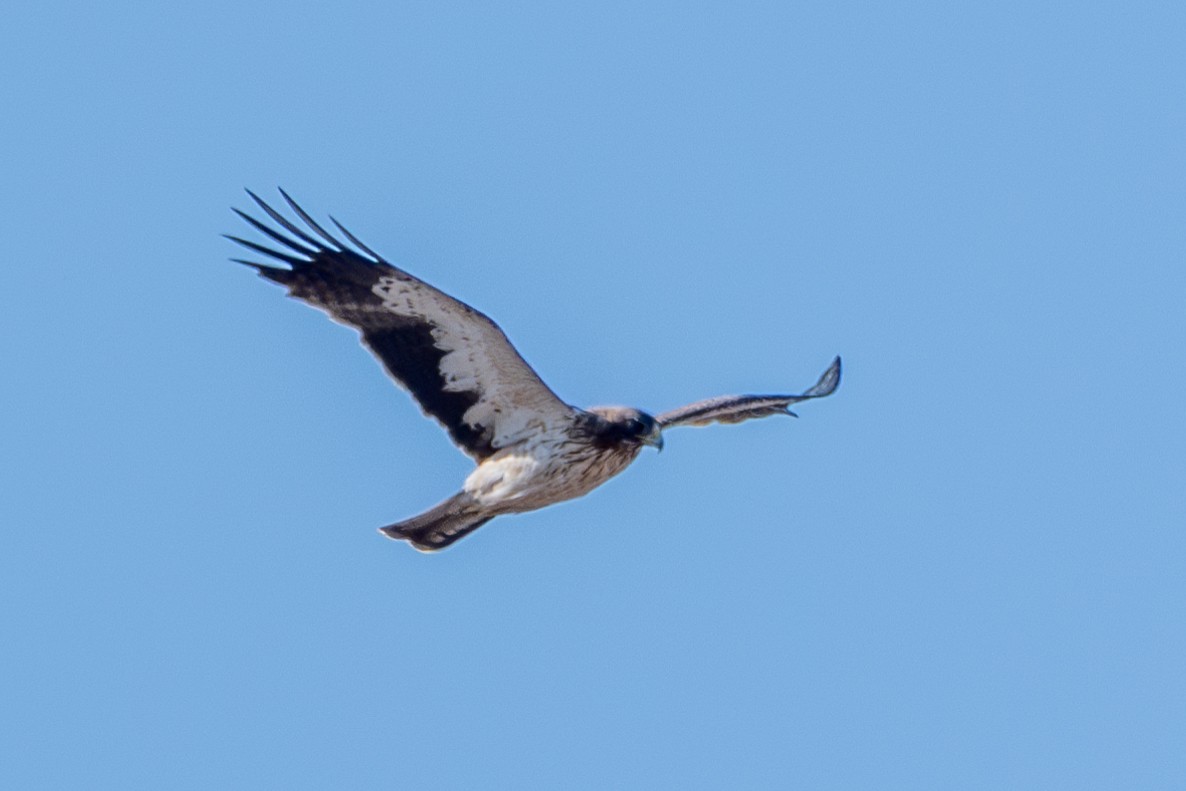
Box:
225;189;497;458
656;356;842;428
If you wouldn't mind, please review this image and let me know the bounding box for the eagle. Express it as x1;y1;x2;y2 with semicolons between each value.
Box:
228;190;841;551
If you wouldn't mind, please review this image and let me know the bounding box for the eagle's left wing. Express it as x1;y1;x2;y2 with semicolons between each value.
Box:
656;356;841;428
227;189;576;461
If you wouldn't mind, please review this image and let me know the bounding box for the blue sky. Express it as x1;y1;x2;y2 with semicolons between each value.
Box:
2;1;1184;788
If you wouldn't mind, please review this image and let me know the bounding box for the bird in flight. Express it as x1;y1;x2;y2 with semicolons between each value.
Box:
228;190;841;551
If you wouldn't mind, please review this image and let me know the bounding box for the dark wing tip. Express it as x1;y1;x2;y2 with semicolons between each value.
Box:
228;188;393;278
277;187;346;250
229;257;294;285
329;215;382;261
242;188;325;250
223;234;304;266
805;356;841;399
231;207;318;257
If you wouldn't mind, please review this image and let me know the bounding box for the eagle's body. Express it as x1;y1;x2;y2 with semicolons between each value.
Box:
463;417;639;511
229;190;840;551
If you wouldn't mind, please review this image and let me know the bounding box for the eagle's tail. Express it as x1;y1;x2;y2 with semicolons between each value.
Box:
378;493;494;552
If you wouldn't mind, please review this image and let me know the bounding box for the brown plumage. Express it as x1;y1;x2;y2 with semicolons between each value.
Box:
229;190;841;551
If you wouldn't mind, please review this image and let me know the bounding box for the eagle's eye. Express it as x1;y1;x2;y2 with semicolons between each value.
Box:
625;418;646;436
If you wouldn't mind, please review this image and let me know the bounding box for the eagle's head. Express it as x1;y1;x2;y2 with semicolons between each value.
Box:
584;407;665;452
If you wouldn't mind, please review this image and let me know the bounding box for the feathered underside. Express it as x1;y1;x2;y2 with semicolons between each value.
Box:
226;189;575;461
656;356;841;428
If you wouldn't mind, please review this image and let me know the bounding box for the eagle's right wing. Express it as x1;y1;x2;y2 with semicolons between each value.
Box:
656;357;841;428
228;189;576;461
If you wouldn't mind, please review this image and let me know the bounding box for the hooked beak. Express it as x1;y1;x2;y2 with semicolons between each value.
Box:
643;429;664;452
